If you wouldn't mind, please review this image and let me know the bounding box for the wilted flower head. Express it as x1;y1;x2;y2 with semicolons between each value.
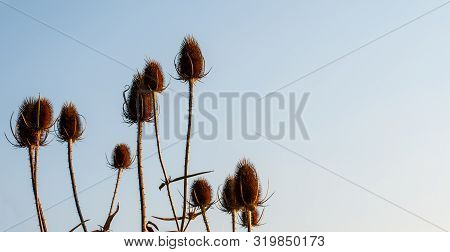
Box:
143;60;165;92
56;102;84;142
122;72;154;124
8;97;53;148
239;209;261;228
190;178;212;207
175;35;207;82
219;176;240;213
110;143;132;170
234;159;260;211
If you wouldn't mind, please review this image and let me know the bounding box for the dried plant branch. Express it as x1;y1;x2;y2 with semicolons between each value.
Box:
67;139;87;232
136;121;147;232
158;171;213;190
108;169;122;217
151;91;180;231
180;80;194;231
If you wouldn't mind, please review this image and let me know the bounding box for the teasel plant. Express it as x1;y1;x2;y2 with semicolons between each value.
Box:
142;59;180;231
95;143;133;232
218;176;241;232
190;178;213;232
55;102;88;232
234;159;271;232
6;96;53;232
106;144;132;217
123;72;154;232
174;35;209;231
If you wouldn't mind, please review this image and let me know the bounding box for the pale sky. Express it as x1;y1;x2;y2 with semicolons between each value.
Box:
1;0;450;231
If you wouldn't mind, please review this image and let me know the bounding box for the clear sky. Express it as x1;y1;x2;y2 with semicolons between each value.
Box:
1;0;450;232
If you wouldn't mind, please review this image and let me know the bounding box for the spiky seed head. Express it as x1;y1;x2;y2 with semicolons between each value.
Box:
240;209;260;228
12;97;53;147
234;159;260;211
111;143;132;170
19;96;53;132
14;98;40;147
123;72;154;123
143;60;165;92
176;35;206;82
191;178;212;207
57;102;83;142
220;176;240;212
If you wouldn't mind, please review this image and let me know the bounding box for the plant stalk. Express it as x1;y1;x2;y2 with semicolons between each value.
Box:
33;143;47;232
180;80;194;231
200;205;210;232
28;147;43;232
231;210;236;232
151;92;180;231
137;120;147;232
108;169;122;217
67;139;87;232
247;210;252;232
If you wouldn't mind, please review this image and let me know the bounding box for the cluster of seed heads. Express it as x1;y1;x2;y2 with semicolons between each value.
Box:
7;35;269;232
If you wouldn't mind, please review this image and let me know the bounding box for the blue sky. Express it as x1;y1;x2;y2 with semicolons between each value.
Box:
1;0;450;231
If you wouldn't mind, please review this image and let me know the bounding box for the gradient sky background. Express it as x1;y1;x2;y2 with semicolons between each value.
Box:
2;0;450;232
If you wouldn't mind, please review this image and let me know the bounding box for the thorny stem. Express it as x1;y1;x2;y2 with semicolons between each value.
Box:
28;147;43;232
180;80;194;231
33;142;47;232
152;92;180;231
137;121;147;232
247;210;252;232
67;139;88;232
200;206;210;232
231;210;236;232
108;169;122;217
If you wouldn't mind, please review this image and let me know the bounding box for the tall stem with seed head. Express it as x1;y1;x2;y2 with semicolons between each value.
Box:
108;169;123;217
200;205;210;232
28;147;43;232
181;80;194;231
67;139;87;232
152;92;180;231
136;121;147;232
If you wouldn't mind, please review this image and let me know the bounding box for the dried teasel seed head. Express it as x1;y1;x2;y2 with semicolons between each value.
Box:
11;97;53;147
111;143;132;170
175;35;206;82
19;96;53;132
234;159;260;211
190;178;212;207
13;98;40;147
57;102;83;142
123;72;154;123
240;209;260;228
143;60;165;92
220;176;240;213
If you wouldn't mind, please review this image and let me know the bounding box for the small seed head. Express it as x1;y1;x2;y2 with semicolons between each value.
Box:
191;178;212;207
234;159;260;210
111;143;132;170
143;60;165;92
57;102;83;142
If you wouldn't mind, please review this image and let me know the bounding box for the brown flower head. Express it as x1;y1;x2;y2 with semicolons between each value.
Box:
143;60;165;92
219;176;240;213
234;159;260;211
239;209;261;228
8;97;53;148
123;72;154;124
57;102;84;142
175;35;207;82
110;143;132;170
190;178;212;207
